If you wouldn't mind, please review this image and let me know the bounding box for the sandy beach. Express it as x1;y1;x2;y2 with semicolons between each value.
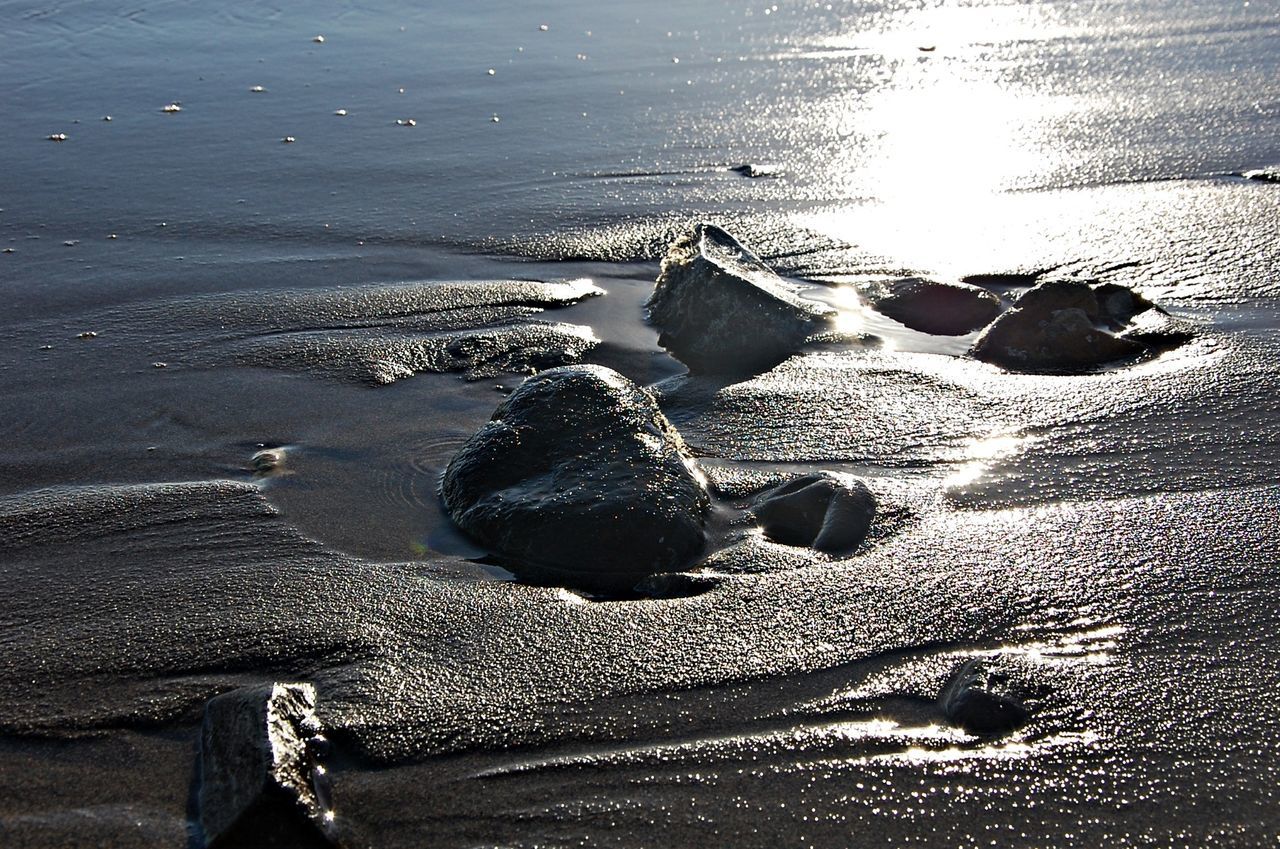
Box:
1;1;1278;846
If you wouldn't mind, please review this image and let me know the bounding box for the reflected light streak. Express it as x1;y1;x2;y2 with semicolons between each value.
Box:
943;432;1032;489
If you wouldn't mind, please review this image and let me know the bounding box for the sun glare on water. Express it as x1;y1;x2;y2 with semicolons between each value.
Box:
797;2;1084;278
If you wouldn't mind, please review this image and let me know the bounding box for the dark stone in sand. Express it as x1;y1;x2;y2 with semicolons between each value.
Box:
646;223;836;374
865;277;1003;336
939;657;1029;734
441;365;710;594
198;682;336;848
751;472;876;554
970;279;1187;372
729;163;778;178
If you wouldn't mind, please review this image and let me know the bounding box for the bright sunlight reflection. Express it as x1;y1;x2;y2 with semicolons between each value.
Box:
944;432;1031;489
799;2;1080;278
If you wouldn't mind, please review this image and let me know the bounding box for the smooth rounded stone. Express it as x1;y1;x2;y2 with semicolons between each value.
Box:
970;279;1166;372
441;365;710;594
750;472;876;554
645;223;837;374
198;682;336;848
865;277;1002;335
939;657;1029;734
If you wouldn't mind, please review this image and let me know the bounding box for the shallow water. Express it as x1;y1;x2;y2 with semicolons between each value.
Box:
1;0;1279;847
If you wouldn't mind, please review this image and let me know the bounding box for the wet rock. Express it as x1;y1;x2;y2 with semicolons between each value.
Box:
251;447;286;476
939;657;1028;734
970;279;1185;372
865;277;1002;335
646;223;836;374
198;682;336;848
1241;167;1280;184
728;163;778;178
441;365;710;594
751;472;876;554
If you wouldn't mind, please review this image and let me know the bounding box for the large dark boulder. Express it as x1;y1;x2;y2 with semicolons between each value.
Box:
198;683;336;848
970;279;1187;372
646;223;837;374
865;277;1002;336
441;365;710;594
750;472;876;554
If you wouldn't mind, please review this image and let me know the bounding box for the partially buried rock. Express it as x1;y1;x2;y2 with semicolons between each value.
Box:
865;277;1002;336
939;657;1029;734
751;472;876;554
646;223;836;374
441;364;710;594
198;682;336;848
970;278;1189;372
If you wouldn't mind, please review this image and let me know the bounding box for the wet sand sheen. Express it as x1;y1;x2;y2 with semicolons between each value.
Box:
1;0;1279;846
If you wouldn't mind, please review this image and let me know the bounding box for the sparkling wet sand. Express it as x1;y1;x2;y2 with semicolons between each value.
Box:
1;1;1278;846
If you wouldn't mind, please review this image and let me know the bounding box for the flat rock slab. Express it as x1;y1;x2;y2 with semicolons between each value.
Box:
865;277;1002;336
441;365;710;594
199;682;335;848
646;223;836;374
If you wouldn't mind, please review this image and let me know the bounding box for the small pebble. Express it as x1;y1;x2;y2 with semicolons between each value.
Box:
47;133;68;141
77;331;97;339
334;108;348;116
282;136;296;143
395;118;416;127
250;85;266;93
312;34;325;43
162;103;181;113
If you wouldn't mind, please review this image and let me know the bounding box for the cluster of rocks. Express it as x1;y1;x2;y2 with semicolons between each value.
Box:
440;224;1196;599
864;271;1191;372
440;224;885;598
433;223;1184;736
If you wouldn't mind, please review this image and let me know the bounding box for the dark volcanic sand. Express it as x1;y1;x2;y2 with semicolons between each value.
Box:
1;1;1279;847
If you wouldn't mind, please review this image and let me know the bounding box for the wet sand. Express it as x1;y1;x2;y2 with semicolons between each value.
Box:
2;0;1279;846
